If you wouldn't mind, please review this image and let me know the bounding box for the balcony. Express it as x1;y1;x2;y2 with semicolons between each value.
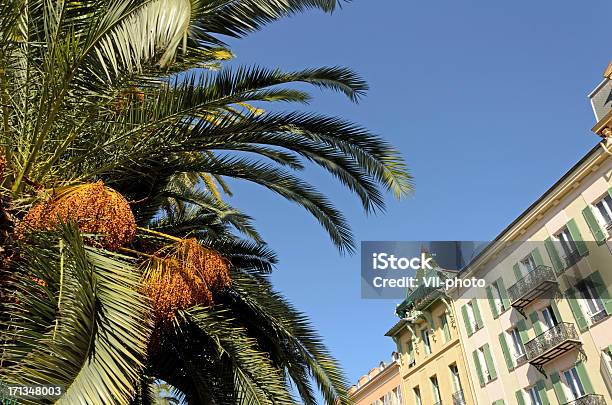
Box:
396;285;443;317
563;249;585;270
515;352;527;365
452;390;466;405
408;284;442;311
564;394;607;405
525;323;581;370
508;265;557;314
590;309;608;324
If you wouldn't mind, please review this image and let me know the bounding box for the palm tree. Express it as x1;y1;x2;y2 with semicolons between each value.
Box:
0;1;412;404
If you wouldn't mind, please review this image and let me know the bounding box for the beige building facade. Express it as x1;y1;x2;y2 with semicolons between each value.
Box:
448;143;612;404
348;354;404;405
386;267;476;405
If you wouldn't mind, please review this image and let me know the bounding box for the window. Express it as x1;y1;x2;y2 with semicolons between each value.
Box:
491;280;505;313
526;386;543;405
392;386;402;405
563;367;586;400
380;392;391;405
595;194;612;228
413;387;422;405
449;363;462;393
556;227;579;262
440;313;451;342
508;328;526;362
541;305;558;329
466;302;478;331
430;376;441;404
521;253;537;274
603;349;612;394
421;329;432;355
406;340;415;367
478;347;493;381
577;279;606;323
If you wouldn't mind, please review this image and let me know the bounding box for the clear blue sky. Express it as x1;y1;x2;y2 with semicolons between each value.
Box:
223;0;610;388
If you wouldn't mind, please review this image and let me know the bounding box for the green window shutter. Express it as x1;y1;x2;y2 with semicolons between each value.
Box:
536;380;549;405
575;361;595;394
550;372;567;404
499;332;514;371
473;350;485;387
567;218;588;256
566;290;588;332
532;248;544;267
472;299;484;329
487;286;499;318
513;263;522;281
515;390;525;405
550;300;563;323
582;206;606;244
517;319;529;344
529;312;543;336
544;237;563;273
483;343;497;380
462;305;473;336
497;278;510;310
589;271;611;315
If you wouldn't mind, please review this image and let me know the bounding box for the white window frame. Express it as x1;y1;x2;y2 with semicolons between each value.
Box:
594;194;612;230
526;385;543;405
562;366;586;401
413;387;422;405
449;363;462;393
578;280;605;322
508;327;525;358
466;302;478;331
556;227;578;259
521;253;537;275
392;386;402;405
541;306;558;330
491;281;504;313
477;347;491;381
430;376;441;403
440;313;451;342
421;329;432;355
603;349;612;395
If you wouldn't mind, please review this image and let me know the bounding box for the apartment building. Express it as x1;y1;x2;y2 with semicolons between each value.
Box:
348;353;404;405
448;143;612;404
440;64;612;405
444;67;612;405
385;266;475;405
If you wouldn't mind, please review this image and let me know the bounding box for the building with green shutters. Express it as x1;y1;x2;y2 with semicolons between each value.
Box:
386;264;476;405
444;64;612;404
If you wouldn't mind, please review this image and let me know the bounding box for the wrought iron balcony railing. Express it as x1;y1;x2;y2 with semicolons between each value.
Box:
514;352;527;365
564;249;583;269
589;309;608;324
564;394;607;405
407;284;442;311
452;390;466;405
508;265;556;307
525;322;580;366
